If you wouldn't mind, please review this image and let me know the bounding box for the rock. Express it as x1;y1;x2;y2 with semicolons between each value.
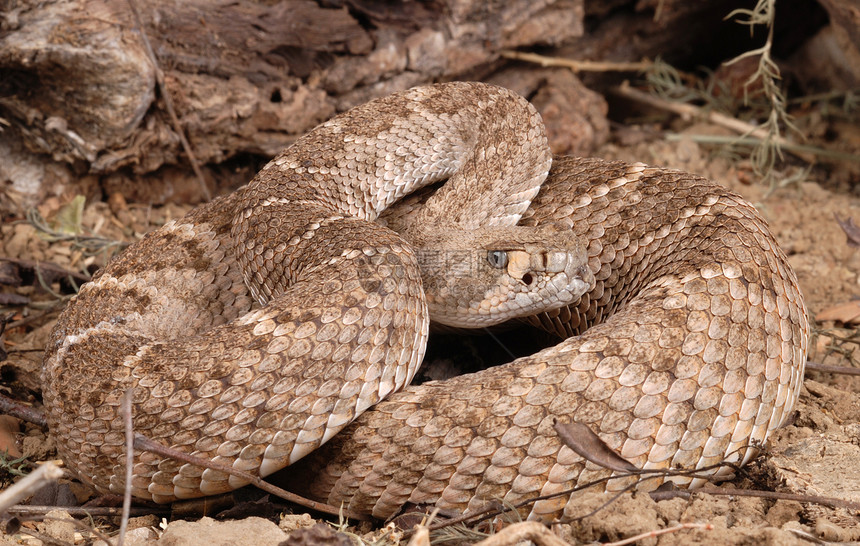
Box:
158;517;287;546
278;513;315;533
94;526;159;546
37;509;75;543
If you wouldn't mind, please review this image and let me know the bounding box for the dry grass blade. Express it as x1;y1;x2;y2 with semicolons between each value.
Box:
406;524;430;546
26;209;128;257
553;420;638;473
661;134;859;165
834;214;860;247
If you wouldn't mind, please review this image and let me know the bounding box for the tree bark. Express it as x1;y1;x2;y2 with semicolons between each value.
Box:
0;0;586;211
1;0;828;213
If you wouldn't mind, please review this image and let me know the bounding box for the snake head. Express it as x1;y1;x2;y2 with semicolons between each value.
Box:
413;224;594;328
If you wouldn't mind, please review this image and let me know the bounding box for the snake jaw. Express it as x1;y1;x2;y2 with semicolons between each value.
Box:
407;222;596;329
418;240;594;328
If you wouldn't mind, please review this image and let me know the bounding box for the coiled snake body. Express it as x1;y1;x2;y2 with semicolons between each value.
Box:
42;82;808;521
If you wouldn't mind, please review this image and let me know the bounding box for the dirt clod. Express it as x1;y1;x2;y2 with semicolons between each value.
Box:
158;517;288;546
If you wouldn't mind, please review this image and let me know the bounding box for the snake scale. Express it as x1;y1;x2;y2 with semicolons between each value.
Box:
42;82;808;522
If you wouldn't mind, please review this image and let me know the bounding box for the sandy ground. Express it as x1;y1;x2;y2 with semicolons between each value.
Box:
1;116;860;544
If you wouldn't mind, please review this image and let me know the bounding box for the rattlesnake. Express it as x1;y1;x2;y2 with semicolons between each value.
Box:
42;82;808;522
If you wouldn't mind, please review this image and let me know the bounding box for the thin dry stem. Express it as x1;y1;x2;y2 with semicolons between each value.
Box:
26;209;128;257
40;514;114;545
651;485;860;512
133;433;371;521
724;0;801;187
406;525;430;546
125;0;211;201
5;505;169;518
614;82;815;163
662;134;859;164
0;462;64;513
500;51;651;73
0;393;47;428
805;361;860;376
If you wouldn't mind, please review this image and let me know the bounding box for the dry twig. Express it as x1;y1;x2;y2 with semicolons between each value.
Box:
25;210;128;257
0;394;47;428
133;434;370;521
117;389;134;546
125;0;211;201
3;302;66;332
661;134;860;165
27;514;115;545
0;257;90;288
613;82;815;163
650;485;860;512
0;462;64;513
724;0;798;182
4;505;169;518
805;361;860;377
500;51;652;73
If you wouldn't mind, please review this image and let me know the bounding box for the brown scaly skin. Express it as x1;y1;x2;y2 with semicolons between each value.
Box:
41;83;581;502
290;156;808;521
41;84;808;521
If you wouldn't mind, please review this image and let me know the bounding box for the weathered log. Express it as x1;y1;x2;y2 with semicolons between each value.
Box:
0;0;585;211
1;0;829;213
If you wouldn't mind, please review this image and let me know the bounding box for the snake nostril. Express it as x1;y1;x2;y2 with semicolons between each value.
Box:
522;273;534;285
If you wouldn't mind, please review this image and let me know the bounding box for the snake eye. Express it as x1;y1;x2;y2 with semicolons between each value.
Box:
487;250;508;269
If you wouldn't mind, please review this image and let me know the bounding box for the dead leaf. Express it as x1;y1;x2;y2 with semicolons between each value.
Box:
816;300;860;324
49;194;86;236
0;261;22;286
553;420;638;473
834;214;860;248
3;517;20;535
0;415;22;458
